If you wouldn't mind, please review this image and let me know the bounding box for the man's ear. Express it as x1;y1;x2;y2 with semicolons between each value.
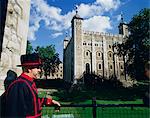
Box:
28;68;32;73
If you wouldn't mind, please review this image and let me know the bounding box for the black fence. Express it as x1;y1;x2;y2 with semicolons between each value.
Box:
42;98;149;118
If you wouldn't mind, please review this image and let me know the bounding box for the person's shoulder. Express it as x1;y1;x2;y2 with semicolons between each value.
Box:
9;78;30;89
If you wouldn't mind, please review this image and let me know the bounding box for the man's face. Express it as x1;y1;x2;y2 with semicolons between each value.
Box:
28;66;42;79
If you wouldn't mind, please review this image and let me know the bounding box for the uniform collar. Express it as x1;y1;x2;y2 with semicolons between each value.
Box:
20;73;34;82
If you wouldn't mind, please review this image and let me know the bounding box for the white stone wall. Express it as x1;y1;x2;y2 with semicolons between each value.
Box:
63;15;127;83
0;0;30;94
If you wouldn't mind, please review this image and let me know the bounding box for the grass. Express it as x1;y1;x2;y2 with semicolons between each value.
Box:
38;81;150;118
42;106;150;118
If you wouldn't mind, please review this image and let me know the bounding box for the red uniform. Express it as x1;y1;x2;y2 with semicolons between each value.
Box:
5;73;52;118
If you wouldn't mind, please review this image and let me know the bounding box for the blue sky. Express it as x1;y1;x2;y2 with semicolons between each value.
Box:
28;0;149;61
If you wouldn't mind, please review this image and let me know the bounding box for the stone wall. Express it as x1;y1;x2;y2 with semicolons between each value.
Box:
63;13;128;83
0;0;31;95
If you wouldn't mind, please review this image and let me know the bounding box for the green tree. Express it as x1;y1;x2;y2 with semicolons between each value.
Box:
35;45;61;79
26;40;33;54
117;8;150;80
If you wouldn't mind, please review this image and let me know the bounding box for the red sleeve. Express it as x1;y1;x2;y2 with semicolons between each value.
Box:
39;97;53;106
46;98;53;105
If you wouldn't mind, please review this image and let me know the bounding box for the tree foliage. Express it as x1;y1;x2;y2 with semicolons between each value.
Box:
26;40;33;54
117;8;150;80
35;45;61;79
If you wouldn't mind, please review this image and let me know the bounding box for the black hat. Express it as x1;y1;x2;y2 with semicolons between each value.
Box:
17;53;42;67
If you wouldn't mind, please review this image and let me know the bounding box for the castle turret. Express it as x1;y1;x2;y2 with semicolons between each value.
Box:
71;8;83;81
63;37;69;49
118;13;129;37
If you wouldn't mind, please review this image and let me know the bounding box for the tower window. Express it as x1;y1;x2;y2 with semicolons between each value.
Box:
95;44;98;46
86;63;90;73
99;64;101;69
83;42;86;45
86;52;88;56
121;65;123;69
109;53;112;57
110;65;112;69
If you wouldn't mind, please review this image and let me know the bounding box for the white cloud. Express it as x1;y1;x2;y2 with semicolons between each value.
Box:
83;16;112;32
96;0;120;11
77;3;103;18
51;32;63;38
28;17;41;41
28;0;121;41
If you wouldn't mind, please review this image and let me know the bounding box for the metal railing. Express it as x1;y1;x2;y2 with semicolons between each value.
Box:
42;98;150;118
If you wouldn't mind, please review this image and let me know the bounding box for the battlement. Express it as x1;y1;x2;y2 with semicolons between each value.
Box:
83;30;123;38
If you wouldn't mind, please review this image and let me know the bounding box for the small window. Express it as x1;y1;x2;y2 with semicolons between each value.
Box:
121;65;123;69
60;74;62;77
110;65;112;69
95;44;98;46
86;52;88;56
99;64;101;69
83;42;86;45
109;53;112;57
109;45;111;48
98;53;100;56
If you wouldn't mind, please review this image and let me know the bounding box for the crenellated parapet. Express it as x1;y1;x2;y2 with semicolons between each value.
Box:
83;30;123;38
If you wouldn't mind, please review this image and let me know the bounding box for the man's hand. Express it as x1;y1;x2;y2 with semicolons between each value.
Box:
52;100;61;106
52;100;61;112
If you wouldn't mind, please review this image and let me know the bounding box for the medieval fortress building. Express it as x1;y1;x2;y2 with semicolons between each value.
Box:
63;12;129;83
0;0;130;94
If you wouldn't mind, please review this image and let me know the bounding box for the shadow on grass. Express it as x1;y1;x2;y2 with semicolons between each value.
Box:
35;79;149;104
52;83;149;103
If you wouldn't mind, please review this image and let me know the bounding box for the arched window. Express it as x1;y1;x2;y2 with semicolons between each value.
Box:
109;53;112;57
96;51;101;57
99;64;101;69
86;52;89;56
108;51;113;60
121;65;123;69
109;45;111;49
110;65;112;69
86;63;90;73
85;50;91;58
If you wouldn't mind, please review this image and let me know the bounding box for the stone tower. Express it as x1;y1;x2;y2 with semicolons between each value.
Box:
118;14;129;37
71;10;83;81
63;12;129;83
0;0;31;94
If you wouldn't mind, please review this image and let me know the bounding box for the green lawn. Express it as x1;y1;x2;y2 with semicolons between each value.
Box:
39;83;150;118
42;107;150;118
